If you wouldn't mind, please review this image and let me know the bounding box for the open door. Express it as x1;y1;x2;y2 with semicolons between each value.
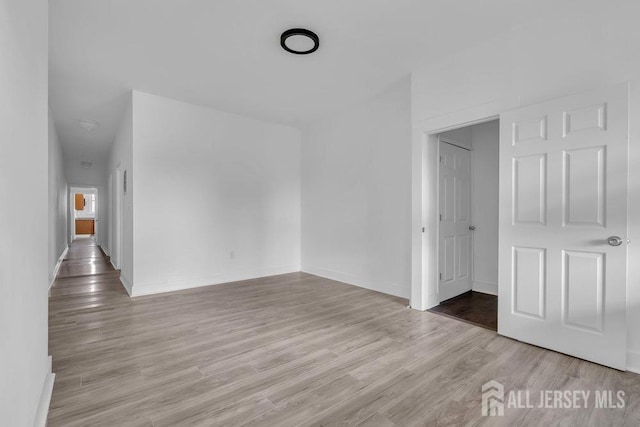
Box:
498;84;628;369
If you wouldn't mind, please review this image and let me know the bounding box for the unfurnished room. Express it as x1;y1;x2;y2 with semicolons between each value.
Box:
2;1;640;426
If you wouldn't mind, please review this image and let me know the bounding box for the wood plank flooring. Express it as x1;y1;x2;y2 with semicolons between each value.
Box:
428;291;498;331
48;239;640;426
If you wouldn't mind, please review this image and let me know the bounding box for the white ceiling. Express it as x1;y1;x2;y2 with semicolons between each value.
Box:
49;0;557;166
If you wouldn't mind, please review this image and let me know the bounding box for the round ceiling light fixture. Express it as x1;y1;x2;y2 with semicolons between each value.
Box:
79;119;99;131
280;28;319;55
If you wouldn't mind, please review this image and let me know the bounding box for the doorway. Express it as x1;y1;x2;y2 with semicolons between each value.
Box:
413;84;629;370
429;120;500;330
70;186;98;242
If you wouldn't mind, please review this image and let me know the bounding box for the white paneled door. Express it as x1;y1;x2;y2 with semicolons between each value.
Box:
439;141;472;302
499;85;628;369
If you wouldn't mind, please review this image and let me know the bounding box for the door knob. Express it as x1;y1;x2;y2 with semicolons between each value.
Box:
469;226;476;231
608;236;623;246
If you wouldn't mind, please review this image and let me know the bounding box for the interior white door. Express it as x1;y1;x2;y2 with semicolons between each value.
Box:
499;84;628;369
439;141;472;302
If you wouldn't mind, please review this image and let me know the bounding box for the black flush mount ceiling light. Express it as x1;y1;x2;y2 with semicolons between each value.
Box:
280;28;319;55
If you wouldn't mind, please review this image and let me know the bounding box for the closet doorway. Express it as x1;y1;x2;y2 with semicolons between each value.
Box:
428;120;499;330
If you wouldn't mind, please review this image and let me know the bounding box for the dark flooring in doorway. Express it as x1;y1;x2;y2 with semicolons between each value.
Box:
428;291;497;331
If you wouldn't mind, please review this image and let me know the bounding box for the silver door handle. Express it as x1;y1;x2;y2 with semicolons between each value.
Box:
608;236;623;246
469;226;475;231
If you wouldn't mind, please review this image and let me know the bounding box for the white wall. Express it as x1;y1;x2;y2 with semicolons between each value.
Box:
411;2;640;370
129;91;301;296
65;164;106;188
48;110;68;285
0;0;52;425
107;96;133;292
301;78;412;298
470;121;499;295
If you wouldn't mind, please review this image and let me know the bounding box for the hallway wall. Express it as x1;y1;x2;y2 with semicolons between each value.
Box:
107;97;133;292
128;91;301;296
48;109;68;285
0;0;52;425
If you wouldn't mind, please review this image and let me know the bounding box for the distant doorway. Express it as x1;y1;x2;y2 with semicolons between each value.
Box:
70;187;98;242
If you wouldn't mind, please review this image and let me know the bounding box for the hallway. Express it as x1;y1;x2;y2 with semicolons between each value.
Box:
55;237;118;280
48;238;128;424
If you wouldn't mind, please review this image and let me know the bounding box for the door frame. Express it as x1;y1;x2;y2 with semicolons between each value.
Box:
410;99;512;311
112;163;124;270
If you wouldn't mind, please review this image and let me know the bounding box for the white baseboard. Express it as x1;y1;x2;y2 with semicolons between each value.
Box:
472;280;498;296
627;350;640;374
33;355;55;427
49;245;69;293
119;273;133;296
301;265;409;300
130;265;301;297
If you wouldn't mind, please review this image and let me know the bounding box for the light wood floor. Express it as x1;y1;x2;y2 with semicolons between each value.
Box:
48;239;640;426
